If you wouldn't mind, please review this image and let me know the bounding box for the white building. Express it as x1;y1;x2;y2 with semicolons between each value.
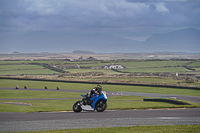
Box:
148;55;155;58
103;64;124;69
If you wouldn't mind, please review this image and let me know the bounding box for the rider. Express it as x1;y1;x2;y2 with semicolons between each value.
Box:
83;84;103;105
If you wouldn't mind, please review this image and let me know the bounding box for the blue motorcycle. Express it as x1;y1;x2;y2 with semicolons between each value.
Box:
73;91;107;112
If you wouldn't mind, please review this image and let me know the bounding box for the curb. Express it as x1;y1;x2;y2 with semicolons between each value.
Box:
143;98;191;105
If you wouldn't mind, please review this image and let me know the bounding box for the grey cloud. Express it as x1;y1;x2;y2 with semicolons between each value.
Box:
155;3;169;13
126;0;196;2
0;0;199;38
14;0;150;29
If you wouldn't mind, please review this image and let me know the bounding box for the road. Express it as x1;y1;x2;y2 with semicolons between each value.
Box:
0;108;200;132
0;87;200;132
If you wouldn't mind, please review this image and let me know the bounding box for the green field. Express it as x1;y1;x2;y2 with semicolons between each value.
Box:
0;64;59;75
120;60;189;68
0;59;199;88
0;59;199;76
188;61;200;67
65;67;191;73
0;60;63;65
63;76;200;87
78;60;190;68
0;60;196;71
120;67;190;73
65;69;120;74
0;65;45;70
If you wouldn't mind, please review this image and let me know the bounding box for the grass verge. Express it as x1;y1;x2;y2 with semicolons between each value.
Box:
0;90;199;112
3;125;200;133
0;79;200;96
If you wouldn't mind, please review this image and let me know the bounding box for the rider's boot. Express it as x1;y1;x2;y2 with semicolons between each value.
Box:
87;99;93;105
82;97;87;105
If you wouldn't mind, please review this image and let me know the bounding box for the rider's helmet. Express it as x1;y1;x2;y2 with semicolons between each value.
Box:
96;84;103;92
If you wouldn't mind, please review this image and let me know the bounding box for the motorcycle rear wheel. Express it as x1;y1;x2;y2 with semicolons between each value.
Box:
96;101;107;112
73;101;82;112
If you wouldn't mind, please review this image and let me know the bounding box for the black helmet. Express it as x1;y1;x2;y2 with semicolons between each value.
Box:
97;84;103;92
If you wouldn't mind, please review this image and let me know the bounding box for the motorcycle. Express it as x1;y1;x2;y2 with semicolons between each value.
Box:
73;91;107;112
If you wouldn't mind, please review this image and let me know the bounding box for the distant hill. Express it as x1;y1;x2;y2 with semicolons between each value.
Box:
0;31;138;53
0;28;199;53
142;28;200;53
96;28;200;53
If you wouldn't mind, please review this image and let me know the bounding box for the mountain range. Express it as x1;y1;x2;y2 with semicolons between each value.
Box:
0;28;199;53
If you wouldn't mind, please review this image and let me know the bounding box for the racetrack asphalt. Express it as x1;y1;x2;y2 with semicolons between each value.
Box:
0;108;200;132
0;87;200;132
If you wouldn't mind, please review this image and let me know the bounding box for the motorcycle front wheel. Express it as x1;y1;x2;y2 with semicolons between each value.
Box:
73;101;82;112
96;101;107;112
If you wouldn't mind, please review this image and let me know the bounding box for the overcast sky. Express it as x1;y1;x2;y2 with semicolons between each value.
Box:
0;0;200;41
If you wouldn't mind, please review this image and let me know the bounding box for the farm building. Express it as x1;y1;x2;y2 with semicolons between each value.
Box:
62;59;71;62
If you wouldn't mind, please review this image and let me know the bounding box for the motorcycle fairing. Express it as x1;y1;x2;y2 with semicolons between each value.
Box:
80;91;107;111
91;93;107;110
